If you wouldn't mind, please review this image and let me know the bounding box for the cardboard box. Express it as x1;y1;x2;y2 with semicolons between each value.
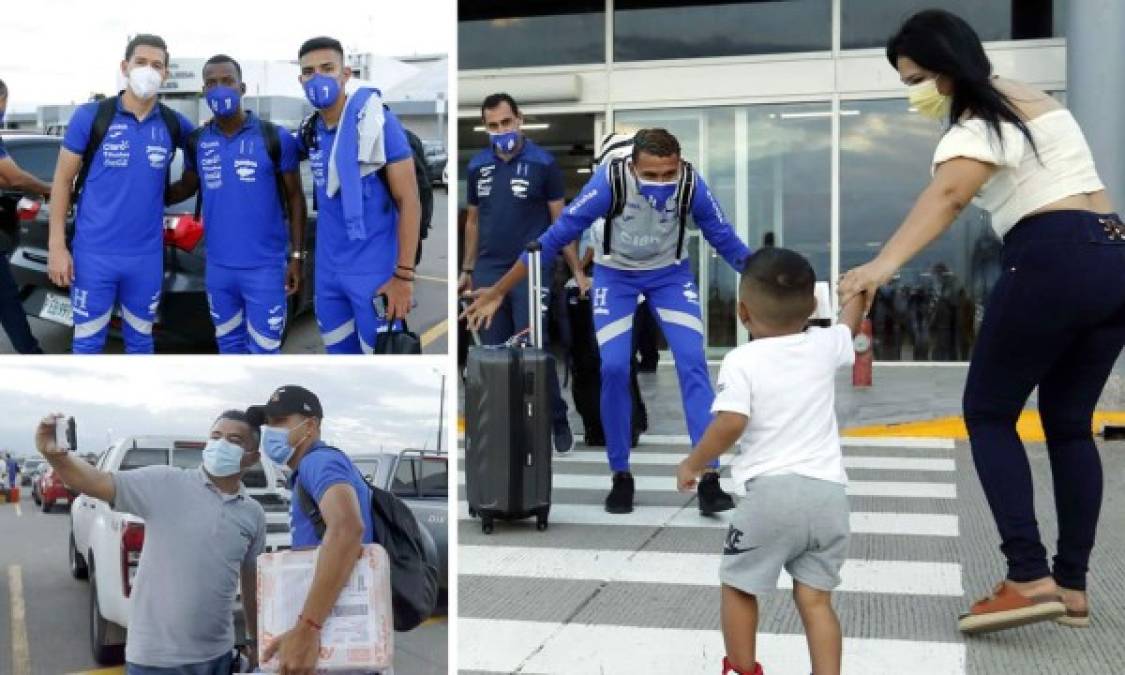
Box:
258;544;394;672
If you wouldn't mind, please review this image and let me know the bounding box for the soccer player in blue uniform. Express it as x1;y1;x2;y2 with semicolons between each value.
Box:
294;36;420;354
47;34;193;353
464;128;750;515
166;54;307;354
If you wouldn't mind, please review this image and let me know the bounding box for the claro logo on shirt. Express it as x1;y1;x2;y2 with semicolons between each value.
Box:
101;123;130;168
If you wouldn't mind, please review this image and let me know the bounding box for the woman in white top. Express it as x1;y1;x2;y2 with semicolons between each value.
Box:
840;9;1119;635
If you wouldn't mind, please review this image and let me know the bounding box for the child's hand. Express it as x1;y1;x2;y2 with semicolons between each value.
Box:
677;459;702;492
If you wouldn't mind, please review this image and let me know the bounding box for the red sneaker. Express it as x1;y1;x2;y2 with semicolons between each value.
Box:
722;657;763;675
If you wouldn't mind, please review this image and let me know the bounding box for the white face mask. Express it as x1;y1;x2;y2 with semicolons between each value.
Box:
127;66;163;100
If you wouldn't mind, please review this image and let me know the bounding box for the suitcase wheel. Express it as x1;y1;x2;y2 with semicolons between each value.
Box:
536;513;549;531
481;517;495;535
468;506;477;519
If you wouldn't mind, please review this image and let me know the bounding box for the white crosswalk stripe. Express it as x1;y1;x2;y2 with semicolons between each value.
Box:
459;438;967;673
457;470;957;499
459;618;967;675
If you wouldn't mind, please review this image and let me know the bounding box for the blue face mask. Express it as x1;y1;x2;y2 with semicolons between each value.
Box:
489;130;520;154
261;418;311;467
304;74;341;109
637;178;679;210
202;438;245;477
205;85;241;118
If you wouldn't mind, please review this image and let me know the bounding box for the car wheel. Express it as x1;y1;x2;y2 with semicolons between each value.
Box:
89;560;125;665
32;491;40;506
41;499;52;513
69;532;88;580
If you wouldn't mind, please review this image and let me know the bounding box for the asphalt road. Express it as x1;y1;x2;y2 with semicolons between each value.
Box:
457;366;1125;674
0;490;448;674
0;187;450;356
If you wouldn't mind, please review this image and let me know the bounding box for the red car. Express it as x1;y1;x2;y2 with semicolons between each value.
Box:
33;467;76;512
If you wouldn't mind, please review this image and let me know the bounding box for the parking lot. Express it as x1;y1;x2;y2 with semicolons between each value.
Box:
0;488;448;674
0;189;450;356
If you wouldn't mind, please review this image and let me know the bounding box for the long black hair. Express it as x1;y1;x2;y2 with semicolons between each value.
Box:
886;9;1038;155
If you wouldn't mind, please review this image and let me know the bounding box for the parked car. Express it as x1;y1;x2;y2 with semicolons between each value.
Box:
20;457;44;486
351;450;448;597
69;435;290;664
32;466;76;512
422;140;447;186
2;133;319;350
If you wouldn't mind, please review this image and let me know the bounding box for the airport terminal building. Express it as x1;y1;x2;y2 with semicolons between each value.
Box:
457;1;1078;361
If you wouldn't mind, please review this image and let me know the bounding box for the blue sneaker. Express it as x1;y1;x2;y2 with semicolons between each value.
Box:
553;423;575;454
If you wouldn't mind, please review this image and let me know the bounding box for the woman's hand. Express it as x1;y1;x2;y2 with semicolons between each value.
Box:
839;258;897;315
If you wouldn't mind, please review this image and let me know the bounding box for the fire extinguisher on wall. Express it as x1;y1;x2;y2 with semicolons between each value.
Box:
853;318;873;387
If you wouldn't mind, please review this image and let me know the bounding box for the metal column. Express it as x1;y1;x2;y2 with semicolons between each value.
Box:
1067;0;1125;209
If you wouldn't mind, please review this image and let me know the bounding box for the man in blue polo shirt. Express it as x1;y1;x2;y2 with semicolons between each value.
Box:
459;93;578;453
295;36;420;354
47;34;192;354
166;54;307;354
246;385;374;673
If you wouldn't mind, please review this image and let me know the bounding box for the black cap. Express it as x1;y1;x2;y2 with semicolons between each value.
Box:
245;385;323;426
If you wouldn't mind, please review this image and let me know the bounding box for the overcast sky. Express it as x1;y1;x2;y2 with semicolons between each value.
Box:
0;357;448;459
1;0;453;110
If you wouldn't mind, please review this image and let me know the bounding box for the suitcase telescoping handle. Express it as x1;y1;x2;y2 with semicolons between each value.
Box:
526;242;544;350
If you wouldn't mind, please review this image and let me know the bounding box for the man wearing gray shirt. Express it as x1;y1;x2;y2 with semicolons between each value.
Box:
34;410;267;674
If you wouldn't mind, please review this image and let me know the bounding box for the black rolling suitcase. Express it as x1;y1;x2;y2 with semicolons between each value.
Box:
464;244;552;533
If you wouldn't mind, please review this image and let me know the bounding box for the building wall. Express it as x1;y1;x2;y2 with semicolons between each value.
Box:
457;0;1067;361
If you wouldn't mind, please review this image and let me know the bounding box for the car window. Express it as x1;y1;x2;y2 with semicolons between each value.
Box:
119;448;169;471
352;458;381;486
3;140;59;183
171;447;202;469
392;456;448;498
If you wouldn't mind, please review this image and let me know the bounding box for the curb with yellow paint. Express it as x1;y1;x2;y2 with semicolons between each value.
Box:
843;410;1125;443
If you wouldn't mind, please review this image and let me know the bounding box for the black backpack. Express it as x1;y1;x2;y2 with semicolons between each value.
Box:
602;157;696;260
73;94;183;204
298;107;434;241
294;446;440;632
182;117;288;222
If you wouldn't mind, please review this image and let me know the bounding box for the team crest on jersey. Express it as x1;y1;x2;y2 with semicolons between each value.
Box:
510;178;529;199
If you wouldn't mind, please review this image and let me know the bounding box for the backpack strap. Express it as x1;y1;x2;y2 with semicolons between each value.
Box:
258;118;289;220
601;158;628;258
73;97;119;204
183;126;206;221
674;161;696;261
156;103;182;195
298;111;320;160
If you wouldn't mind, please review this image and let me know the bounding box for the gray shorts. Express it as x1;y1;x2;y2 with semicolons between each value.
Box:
719;474;849;595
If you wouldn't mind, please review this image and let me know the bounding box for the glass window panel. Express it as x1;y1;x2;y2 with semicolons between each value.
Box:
843;0;1063;50
459;1;605;69
614;0;831;62
840;98;1001;361
616;101;831;349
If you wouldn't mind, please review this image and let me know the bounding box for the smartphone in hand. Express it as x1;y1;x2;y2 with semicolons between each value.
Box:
56;416;77;452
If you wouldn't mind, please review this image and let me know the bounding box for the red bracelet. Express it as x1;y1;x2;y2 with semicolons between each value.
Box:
299;613;323;631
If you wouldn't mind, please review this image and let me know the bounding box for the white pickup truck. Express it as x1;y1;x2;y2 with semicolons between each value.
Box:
68;435;291;665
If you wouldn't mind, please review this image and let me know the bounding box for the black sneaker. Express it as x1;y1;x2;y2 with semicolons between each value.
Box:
605;471;634;514
553;423;575;454
698;472;735;515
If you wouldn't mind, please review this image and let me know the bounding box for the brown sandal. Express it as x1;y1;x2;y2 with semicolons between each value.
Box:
958;582;1066;634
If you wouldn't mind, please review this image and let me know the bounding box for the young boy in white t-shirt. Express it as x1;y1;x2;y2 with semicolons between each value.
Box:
677;247;865;675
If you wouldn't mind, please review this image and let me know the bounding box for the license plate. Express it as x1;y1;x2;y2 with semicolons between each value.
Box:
39;293;74;327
